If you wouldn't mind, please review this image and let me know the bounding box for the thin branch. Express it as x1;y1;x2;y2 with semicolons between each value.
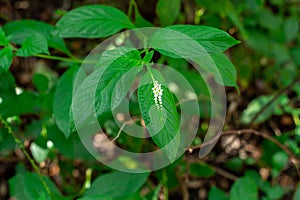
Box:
176;94;210;107
211;165;238;181
0;115;52;196
187;129;300;167
249;77;300;124
111;119;139;142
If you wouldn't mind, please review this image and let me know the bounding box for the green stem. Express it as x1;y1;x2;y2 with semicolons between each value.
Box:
0;115;52;196
127;0;136;18
146;64;155;82
162;170;169;200
78;168;93;196
34;53;83;64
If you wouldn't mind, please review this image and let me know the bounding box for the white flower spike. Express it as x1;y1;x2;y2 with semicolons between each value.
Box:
152;80;163;109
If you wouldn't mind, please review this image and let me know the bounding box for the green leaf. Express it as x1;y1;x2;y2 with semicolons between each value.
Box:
0;91;39;118
265;185;285;200
208;186;229;200
134;4;153;28
9;172;64;200
156;0;181;26
73;48;142;130
225;157;243;172
166;25;240;53
53;67;79;138
241;95;275;124
284;16;299;42
29;142;49;163
230;177;258;200
0;27;9;46
3;19;70;54
16;34;49;57
0;128;15;153
189;162;215;177
46;121;94;160
143;50;154;63
138;69;180;161
0;69;16;101
271;151;288;171
149;26;238;87
210;52;238;88
84;171;149;198
294;183;300;200
55;5;134;38
32;73;49;92
95;49;142;118
0;46;13;71
79;192;143;200
258;9;282;30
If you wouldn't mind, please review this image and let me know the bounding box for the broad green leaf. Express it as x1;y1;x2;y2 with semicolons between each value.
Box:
208;186;229;200
32;73;49;92
0;91;38;118
230;177;258;200
189;162;215;177
46;121;94;160
0;27;9;46
156;0;181;26
210;52;238;88
3;20;70;54
246;29;290;64
73;48;142;131
84;171;149;198
0;128;15;153
265;185;285;200
241;95;275;124
150;26;238;87
138;69;180;161
0;69;16;101
9;172;64;200
245;29;273;56
55;5;134;38
258;9;282;30
53;67;79;138
284;16;299;42
166;25;240;53
0;46;13;71
95;49;142;117
16;34;49;57
271;151;288;171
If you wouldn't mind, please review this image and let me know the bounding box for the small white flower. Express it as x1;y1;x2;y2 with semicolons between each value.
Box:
152;80;163;109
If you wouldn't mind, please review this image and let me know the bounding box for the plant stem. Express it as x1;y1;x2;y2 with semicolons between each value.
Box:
146;64;155;83
78;168;93;196
162;169;169;200
249;76;300;124
34;53;83;64
0;115;52;196
127;0;136;18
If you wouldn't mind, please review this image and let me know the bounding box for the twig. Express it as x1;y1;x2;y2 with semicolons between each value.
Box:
0;115;52;196
249;77;300;124
175;94;210;107
187;129;300;167
211;165;238;181
111;119;139;142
